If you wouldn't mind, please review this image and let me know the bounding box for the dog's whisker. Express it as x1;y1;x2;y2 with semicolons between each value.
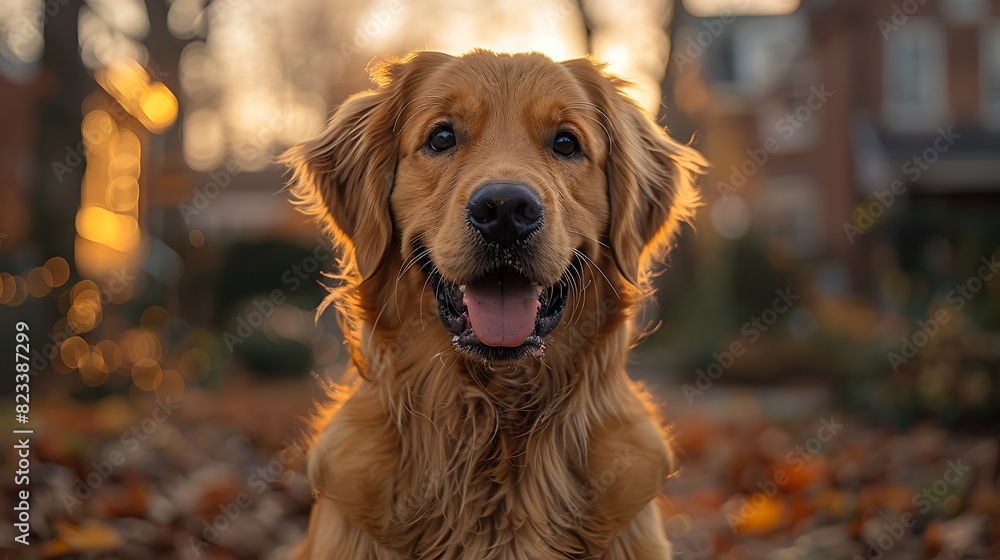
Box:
562;101;616;154
398;103;443;137
562;258;588;327
566;228;610;250
393;246;429;325
418;263;438;332
392;95;449;134
575;249;619;301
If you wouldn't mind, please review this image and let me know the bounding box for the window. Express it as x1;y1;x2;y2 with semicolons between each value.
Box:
884;19;948;130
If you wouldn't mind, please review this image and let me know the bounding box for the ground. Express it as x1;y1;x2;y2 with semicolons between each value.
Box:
5;370;999;559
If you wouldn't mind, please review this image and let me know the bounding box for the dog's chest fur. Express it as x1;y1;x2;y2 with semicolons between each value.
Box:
309;355;670;559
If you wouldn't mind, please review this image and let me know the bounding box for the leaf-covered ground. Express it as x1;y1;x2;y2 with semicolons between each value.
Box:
4;373;999;559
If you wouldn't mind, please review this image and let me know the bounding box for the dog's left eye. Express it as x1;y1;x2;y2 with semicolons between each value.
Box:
427;126;457;152
552;132;578;157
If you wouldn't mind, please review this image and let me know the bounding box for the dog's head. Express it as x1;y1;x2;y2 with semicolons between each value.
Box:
285;50;704;366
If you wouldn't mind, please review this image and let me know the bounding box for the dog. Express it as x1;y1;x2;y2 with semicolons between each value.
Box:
284;50;705;559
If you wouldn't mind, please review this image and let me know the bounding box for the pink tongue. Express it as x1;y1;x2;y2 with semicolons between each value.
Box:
462;270;541;348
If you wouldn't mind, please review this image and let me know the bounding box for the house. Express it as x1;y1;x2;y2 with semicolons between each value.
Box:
670;0;1000;295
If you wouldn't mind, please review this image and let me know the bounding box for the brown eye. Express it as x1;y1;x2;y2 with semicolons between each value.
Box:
428;126;457;152
553;132;578;157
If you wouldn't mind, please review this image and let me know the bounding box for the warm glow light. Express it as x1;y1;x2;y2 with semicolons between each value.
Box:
96;340;123;372
77;105;144;280
82;110;116;148
76;206;141;252
60;337;90;369
89;0;151;39
140;306;170;329
121;329;163;363
1;0;44;64
44;257;71;288
79;347;110;386
97;59;150;107
182;109;225;171
167;0;205;39
71;280;101;301
110;130;141;175
96;59;178;133
80;363;110;387
6;276;28;307
26;268;53;298
132;358;163;391
600;46;633;77
0;273;15;305
188;229;205;247
107;176;140;211
683;0;800;16
139;83;179;131
68;297;103;333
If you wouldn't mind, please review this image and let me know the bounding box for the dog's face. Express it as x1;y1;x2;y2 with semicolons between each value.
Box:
286;50;704;366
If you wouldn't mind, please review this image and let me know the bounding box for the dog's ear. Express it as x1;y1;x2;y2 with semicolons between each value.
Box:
562;58;706;289
283;52;451;281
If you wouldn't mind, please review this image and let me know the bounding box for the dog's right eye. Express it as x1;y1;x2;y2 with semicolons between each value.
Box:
427;126;457;152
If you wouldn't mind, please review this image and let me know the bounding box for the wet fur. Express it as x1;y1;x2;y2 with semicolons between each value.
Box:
283;50;706;559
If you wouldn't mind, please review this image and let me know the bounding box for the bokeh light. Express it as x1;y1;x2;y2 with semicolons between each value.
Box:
76;206;141;253
121;328;163;364
132;358;163;391
7;276;28;307
26;267;53;297
155;369;185;403
188;229;205;247
140;306;170;329
96;340;124;373
59;336;90;370
43;257;71;288
79;348;110;387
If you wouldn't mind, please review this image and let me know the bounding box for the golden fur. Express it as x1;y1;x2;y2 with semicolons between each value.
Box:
283;50;706;559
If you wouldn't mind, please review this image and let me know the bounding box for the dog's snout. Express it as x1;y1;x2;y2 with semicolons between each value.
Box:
467;182;543;247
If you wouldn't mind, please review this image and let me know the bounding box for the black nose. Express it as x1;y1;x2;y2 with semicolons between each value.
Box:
467;182;543;247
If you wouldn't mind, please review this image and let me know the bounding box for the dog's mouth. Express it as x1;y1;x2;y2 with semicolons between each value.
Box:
428;257;579;361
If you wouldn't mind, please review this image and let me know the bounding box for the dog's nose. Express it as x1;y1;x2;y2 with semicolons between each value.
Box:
467;182;543;247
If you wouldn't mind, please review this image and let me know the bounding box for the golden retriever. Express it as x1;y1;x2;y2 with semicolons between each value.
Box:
283;50;705;559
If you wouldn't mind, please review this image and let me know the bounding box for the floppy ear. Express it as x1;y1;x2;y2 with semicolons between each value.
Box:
562;59;707;289
282;52;451;281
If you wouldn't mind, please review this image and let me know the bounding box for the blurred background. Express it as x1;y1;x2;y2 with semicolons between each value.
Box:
2;0;1000;558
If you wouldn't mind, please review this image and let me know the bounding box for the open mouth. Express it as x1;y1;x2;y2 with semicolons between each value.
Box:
428;257;578;361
